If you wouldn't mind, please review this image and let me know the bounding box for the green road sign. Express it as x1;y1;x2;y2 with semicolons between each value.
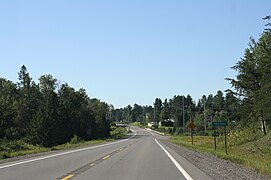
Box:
212;121;227;127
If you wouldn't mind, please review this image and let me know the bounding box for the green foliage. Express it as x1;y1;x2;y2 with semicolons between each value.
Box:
161;99;170;121
131;104;143;122
0;140;48;159
0;66;111;148
110;127;127;139
51;139;106;151
154;98;162;123
228;128;264;147
52;127;125;151
70;135;83;144
227;18;271;133
4;127;21;140
131;122;146;128
194;113;204;134
156;126;174;135
241;133;271;156
88;98;111;138
174;127;183;135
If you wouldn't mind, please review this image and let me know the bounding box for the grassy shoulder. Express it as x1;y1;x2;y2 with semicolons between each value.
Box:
169;130;271;176
131;122;147;128
0;126;127;159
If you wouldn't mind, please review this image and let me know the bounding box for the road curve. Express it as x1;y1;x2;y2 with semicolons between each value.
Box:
0;127;212;180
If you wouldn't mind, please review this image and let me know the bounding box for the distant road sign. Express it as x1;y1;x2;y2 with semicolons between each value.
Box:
212;121;227;127
188;122;196;129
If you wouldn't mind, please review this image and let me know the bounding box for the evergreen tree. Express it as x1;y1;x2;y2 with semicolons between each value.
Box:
161;99;170;121
227;17;271;134
15;65;37;137
0;78;18;139
153;98;162;123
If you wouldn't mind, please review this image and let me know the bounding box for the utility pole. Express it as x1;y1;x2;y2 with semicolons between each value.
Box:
204;99;207;135
183;95;185;134
153;104;155;123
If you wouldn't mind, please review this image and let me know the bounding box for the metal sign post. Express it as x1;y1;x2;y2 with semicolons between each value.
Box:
213;127;217;150
188;122;196;145
224;125;227;154
212;121;228;154
191;129;194;145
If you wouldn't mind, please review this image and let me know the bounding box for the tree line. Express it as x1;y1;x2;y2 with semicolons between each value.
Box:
0;65;111;147
112;17;271;135
111;91;239;135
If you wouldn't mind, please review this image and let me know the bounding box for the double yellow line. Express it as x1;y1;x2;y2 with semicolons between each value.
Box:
61;174;74;180
102;155;110;160
60;155;111;179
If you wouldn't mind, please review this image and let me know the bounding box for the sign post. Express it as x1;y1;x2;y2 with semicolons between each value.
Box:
212;128;220;150
188;122;196;145
224;125;227;154
212;121;228;154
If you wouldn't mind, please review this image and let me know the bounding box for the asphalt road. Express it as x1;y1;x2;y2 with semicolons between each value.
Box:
0;127;213;180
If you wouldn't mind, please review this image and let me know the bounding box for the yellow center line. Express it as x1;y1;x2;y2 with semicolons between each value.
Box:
102;155;110;160
61;174;74;180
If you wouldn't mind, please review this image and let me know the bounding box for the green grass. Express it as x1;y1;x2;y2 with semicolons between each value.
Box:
155;126;174;134
131;122;146;128
169;131;271;176
0;127;127;159
0;140;49;159
0;139;111;159
51;139;111;151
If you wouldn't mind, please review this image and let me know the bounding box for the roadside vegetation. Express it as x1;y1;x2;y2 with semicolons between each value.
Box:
0;126;127;159
0;64;124;159
0;140;48;159
169;130;271;175
131;122;146;128
0;65;114;148
110;126;128;139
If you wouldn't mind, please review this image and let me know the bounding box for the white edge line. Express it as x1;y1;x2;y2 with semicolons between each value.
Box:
155;138;194;180
0;130;137;169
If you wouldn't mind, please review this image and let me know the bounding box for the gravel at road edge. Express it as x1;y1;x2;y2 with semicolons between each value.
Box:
161;140;271;180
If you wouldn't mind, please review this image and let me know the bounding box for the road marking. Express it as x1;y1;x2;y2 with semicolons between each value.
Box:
61;174;73;180
149;131;155;136
57;139;139;179
155;139;194;180
0;130;137;169
102;155;110;160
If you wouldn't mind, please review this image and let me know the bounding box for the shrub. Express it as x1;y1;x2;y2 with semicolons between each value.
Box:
174;127;183;135
70;135;82;144
227;128;264;147
110;127;127;139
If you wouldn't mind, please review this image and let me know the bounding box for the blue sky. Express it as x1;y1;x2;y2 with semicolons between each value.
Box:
0;1;270;108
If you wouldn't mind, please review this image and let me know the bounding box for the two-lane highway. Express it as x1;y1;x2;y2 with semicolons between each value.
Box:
0;127;213;180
